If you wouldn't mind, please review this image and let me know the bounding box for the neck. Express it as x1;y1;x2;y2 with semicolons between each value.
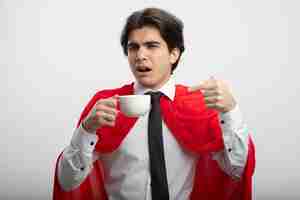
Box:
150;77;171;90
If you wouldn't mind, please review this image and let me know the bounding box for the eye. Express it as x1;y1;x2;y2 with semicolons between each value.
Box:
146;43;159;49
127;43;139;51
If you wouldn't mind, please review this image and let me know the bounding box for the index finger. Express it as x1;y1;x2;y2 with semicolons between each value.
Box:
188;84;204;92
191;76;220;91
106;95;119;108
104;99;117;108
188;80;217;92
98;96;118;108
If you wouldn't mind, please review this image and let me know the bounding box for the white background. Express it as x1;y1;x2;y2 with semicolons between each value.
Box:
1;0;299;199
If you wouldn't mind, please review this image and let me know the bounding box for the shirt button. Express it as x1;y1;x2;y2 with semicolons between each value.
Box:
221;120;225;124
90;141;94;146
228;148;232;152
80;167;85;171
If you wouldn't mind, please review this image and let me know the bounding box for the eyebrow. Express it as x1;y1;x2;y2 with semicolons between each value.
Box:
127;40;161;47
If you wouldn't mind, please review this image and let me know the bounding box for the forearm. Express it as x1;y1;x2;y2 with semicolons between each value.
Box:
213;105;250;179
57;124;99;191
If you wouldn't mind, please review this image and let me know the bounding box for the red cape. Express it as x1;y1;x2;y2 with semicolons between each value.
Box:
53;83;255;200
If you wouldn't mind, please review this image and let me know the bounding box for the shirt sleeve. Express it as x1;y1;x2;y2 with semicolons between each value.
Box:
57;123;99;191
212;105;250;179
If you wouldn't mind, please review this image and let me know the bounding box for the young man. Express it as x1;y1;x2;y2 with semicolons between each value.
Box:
53;7;255;200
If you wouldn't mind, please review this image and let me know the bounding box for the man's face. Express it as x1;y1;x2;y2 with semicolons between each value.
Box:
127;26;179;90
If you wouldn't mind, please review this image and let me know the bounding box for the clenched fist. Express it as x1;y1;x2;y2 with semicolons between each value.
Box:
188;77;237;113
82;95;119;133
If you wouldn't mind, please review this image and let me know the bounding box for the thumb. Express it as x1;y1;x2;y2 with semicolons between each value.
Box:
188;81;205;92
112;94;120;107
112;94;119;99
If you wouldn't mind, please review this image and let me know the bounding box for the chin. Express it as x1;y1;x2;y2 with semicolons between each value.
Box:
137;78;157;88
138;81;155;88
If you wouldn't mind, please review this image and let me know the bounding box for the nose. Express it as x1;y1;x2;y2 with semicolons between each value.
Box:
136;46;147;62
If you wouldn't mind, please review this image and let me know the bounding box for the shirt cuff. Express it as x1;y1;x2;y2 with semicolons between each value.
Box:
218;105;249;167
70;123;99;156
219;105;243;133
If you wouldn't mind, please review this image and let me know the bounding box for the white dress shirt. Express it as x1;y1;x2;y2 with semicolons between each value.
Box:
58;78;250;200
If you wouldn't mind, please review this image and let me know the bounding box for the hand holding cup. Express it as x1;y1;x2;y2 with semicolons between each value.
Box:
82;95;119;133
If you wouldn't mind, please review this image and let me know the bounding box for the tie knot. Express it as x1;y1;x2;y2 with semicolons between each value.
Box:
145;91;163;103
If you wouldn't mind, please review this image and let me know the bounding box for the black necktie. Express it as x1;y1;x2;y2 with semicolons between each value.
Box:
147;91;169;200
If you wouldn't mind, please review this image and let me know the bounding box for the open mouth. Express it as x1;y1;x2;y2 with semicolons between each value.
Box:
136;66;152;73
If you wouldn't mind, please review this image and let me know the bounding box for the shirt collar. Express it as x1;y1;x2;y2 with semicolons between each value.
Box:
133;77;176;101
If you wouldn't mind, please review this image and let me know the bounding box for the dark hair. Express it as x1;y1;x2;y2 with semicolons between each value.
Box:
120;7;185;72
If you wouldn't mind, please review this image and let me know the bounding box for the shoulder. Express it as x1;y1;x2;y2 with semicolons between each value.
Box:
92;82;134;100
82;83;133;109
77;83;134;122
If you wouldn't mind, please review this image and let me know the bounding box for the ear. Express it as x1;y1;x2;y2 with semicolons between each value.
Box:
169;48;180;64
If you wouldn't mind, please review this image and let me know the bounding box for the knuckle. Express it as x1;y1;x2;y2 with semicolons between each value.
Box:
106;109;114;114
206;97;217;103
206;98;212;103
216;103;224;108
106;114;112;121
106;101;115;107
207;103;214;108
112;98;117;104
98;99;104;104
98;118;104;125
216;89;222;95
105;121;114;127
110;121;116;126
96;104;105;110
113;109;119;115
204;91;211;97
112;100;117;107
96;111;102;117
109;109;116;116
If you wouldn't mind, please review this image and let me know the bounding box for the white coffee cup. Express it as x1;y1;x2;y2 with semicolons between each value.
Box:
119;95;151;117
